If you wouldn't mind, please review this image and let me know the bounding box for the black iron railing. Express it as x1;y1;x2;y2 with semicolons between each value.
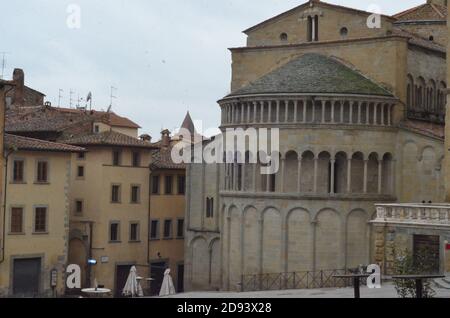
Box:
241;269;366;292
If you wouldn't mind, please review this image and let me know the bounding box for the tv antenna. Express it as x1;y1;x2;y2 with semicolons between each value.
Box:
69;90;74;108
109;86;117;109
58;89;64;107
0;52;10;80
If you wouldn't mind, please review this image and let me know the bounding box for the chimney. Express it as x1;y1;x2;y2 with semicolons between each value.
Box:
139;134;152;143
12;68;25;106
161;129;171;148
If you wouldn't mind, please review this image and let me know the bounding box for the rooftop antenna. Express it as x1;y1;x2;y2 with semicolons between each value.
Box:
109;86;117;109
86;92;92;110
69;90;74;108
76;94;80;108
58;89;64;107
0;52;10;80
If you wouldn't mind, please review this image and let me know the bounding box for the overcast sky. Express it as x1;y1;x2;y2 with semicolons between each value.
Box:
1;0;424;138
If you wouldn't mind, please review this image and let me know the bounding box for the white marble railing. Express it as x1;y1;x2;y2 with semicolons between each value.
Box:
374;203;450;226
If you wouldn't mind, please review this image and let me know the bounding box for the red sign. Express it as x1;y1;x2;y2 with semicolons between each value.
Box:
446;244;450;251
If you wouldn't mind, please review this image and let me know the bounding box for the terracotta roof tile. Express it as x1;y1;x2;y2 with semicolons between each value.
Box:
63;131;156;149
4;133;86;152
392;27;445;53
150;143;186;170
394;3;447;21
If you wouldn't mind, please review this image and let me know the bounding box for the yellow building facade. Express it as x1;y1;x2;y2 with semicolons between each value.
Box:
0;134;84;297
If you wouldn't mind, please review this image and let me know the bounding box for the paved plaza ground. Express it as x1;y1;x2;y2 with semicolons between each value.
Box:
161;283;450;298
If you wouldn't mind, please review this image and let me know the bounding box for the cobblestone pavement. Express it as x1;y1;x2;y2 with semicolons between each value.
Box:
159;283;450;298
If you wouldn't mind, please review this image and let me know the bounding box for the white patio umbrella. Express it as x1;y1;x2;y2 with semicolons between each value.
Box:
122;266;144;297
159;268;176;297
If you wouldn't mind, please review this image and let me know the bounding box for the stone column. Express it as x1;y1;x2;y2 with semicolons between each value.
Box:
294;100;298;123
285;101;289;123
363;159;368;193
321;100;326;123
358;102;362;124
234;162;239;191
381;103;385;126
349;101;354;124
303;100;307;123
242;164;246;192
311;100;316;123
374;103;378;125
331;100;335;123
266;172;271;193
268;101;272;123
253;102;258;123
252;162;257;192
297;158;303;193
340;101;344;123
347;158;352;193
330;159;336;194
378;159;383;194
388;104;392;126
276;100;280;123
313;157;318;193
281;157;286;193
247;103;251;124
366;104;370;124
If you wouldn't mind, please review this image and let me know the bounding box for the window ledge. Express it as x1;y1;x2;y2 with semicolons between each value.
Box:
10;181;27;185
34;182;50;185
33;232;49;235
109;241;122;244
8;232;25;236
150;238;160;241
129;240;142;243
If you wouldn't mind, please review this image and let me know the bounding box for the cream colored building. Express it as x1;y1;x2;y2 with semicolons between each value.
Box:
0;134;85;297
185;0;449;291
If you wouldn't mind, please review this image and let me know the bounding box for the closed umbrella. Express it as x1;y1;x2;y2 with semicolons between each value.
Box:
122;266;144;297
159;268;176;296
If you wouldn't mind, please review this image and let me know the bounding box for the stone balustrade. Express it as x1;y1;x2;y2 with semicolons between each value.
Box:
374;203;450;226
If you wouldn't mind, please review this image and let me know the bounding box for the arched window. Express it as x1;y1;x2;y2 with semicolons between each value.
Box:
406;74;414;110
307;15;319;42
280;33;288;42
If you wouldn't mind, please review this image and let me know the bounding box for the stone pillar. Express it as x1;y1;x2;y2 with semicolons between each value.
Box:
311;100;316;123
347;158;352;193
388;104;392;126
252;163;257;192
363;159;368;193
266;172;271;193
374;103;378;125
268;101;272;123
331;100;335;123
358;102;362;124
366;104;370;124
242;164;246;192
321;100;326;123
313;157;318;193
253;102;258;123
294;100;298;123
330;159;336;194
241;103;245;123
349;101;354;124
381;103;385;126
276;100;280;123
280;158;286;193
297;158;303;193
234;162;238;191
303;100;307;123
284;100;289;123
378;159;383;194
247;103;251;124
340;101;344;123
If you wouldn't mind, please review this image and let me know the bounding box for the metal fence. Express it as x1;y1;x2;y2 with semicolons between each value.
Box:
241;269;365;292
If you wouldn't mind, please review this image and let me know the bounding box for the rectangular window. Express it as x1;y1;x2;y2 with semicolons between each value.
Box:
94;125;100;133
177;175;186;195
77;152;85;160
36;161;48;183
10;207;24;233
152;176;160;195
150;220;159;240
75;200;83;214
77;166;85;178
112;150;121;166
163;219;172;239
13;160;24;182
111;185;121;203
177;219;184;238
130;223;139;242
110;222;120;242
131;185;140;203
165;176;173;195
132;152;141;167
34;207;47;233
